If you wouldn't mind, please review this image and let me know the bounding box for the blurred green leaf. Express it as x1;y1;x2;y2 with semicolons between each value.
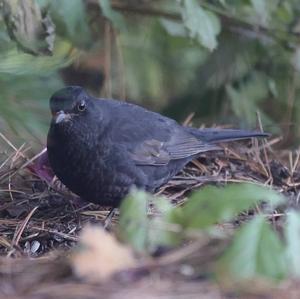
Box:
250;0;279;26
119;189;179;253
275;2;294;24
1;0;55;55
218;0;226;6
121;20;206;104
226;72;274;128
171;183;284;229
218;215;287;281
204;35;258;89
160;19;186;37
285;211;300;277
98;0;126;30
0;39;76;74
0;72;63;142
147;197;181;251
46;0;91;48
180;0;221;51
119;189;149;252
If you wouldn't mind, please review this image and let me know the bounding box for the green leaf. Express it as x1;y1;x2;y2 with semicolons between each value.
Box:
119;190;180;252
218;215;287;281
250;0;279;26
119;189;149;252
180;0;221;51
1;0;55;55
121;20;206;103
218;0;226;6
160;19;186;37
226;72;274;127
48;0;91;48
0;39;76;74
98;0;126;31
285;211;300;277
148;197;181;251
0;72;63;142
204;35;259;89
171;183;284;229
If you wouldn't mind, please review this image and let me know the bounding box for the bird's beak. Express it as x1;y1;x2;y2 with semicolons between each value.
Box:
53;111;70;124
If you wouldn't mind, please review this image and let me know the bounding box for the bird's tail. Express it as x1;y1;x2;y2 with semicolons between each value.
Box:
186;127;270;143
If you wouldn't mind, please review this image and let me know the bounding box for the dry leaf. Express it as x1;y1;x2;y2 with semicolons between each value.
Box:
71;226;136;282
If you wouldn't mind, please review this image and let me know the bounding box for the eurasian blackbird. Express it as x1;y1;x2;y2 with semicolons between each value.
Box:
47;86;269;206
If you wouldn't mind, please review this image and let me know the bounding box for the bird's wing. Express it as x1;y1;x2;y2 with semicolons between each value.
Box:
130;130;220;166
104;101;220;166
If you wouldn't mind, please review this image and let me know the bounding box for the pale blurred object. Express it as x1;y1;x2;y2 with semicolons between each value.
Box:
71;226;136;282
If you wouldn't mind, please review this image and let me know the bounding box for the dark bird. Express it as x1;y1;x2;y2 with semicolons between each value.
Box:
47;86;269;207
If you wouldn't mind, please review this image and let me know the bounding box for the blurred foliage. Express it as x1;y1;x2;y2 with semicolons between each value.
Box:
118;184;292;283
119;189;179;252
171;183;283;229
1;0;300;146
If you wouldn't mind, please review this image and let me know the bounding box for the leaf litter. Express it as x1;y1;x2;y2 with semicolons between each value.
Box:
0;130;300;298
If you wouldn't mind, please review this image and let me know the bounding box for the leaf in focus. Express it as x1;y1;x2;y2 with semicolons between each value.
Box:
217;215;287;281
98;0;126;31
285;211;300;277
1;0;55;55
171;183;284;229
180;0;221;51
119;190;179;253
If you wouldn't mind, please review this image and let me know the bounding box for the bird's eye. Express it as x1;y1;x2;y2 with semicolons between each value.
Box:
77;101;86;112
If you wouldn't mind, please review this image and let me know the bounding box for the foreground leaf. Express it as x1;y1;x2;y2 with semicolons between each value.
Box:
119;189;149;252
72;226;136;282
147;197;181;251
218;215;287;281
285;211;300;277
172;183;284;229
119;190;179;252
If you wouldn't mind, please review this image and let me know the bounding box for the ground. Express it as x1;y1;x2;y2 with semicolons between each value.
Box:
0;135;299;298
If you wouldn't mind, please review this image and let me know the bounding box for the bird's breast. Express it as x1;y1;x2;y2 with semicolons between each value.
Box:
47;129;136;205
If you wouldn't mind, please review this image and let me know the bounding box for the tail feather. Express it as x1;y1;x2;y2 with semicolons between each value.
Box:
186;127;270;143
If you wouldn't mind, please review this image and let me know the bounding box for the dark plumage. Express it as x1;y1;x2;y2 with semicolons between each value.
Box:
47;86;269;206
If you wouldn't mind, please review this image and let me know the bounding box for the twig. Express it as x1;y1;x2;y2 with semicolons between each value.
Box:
9;148;47;179
12;206;39;247
31;227;79;242
155;239;210;266
256;111;272;183
0;132;27;159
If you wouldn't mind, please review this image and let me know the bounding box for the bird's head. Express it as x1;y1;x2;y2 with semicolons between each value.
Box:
49;86;91;125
